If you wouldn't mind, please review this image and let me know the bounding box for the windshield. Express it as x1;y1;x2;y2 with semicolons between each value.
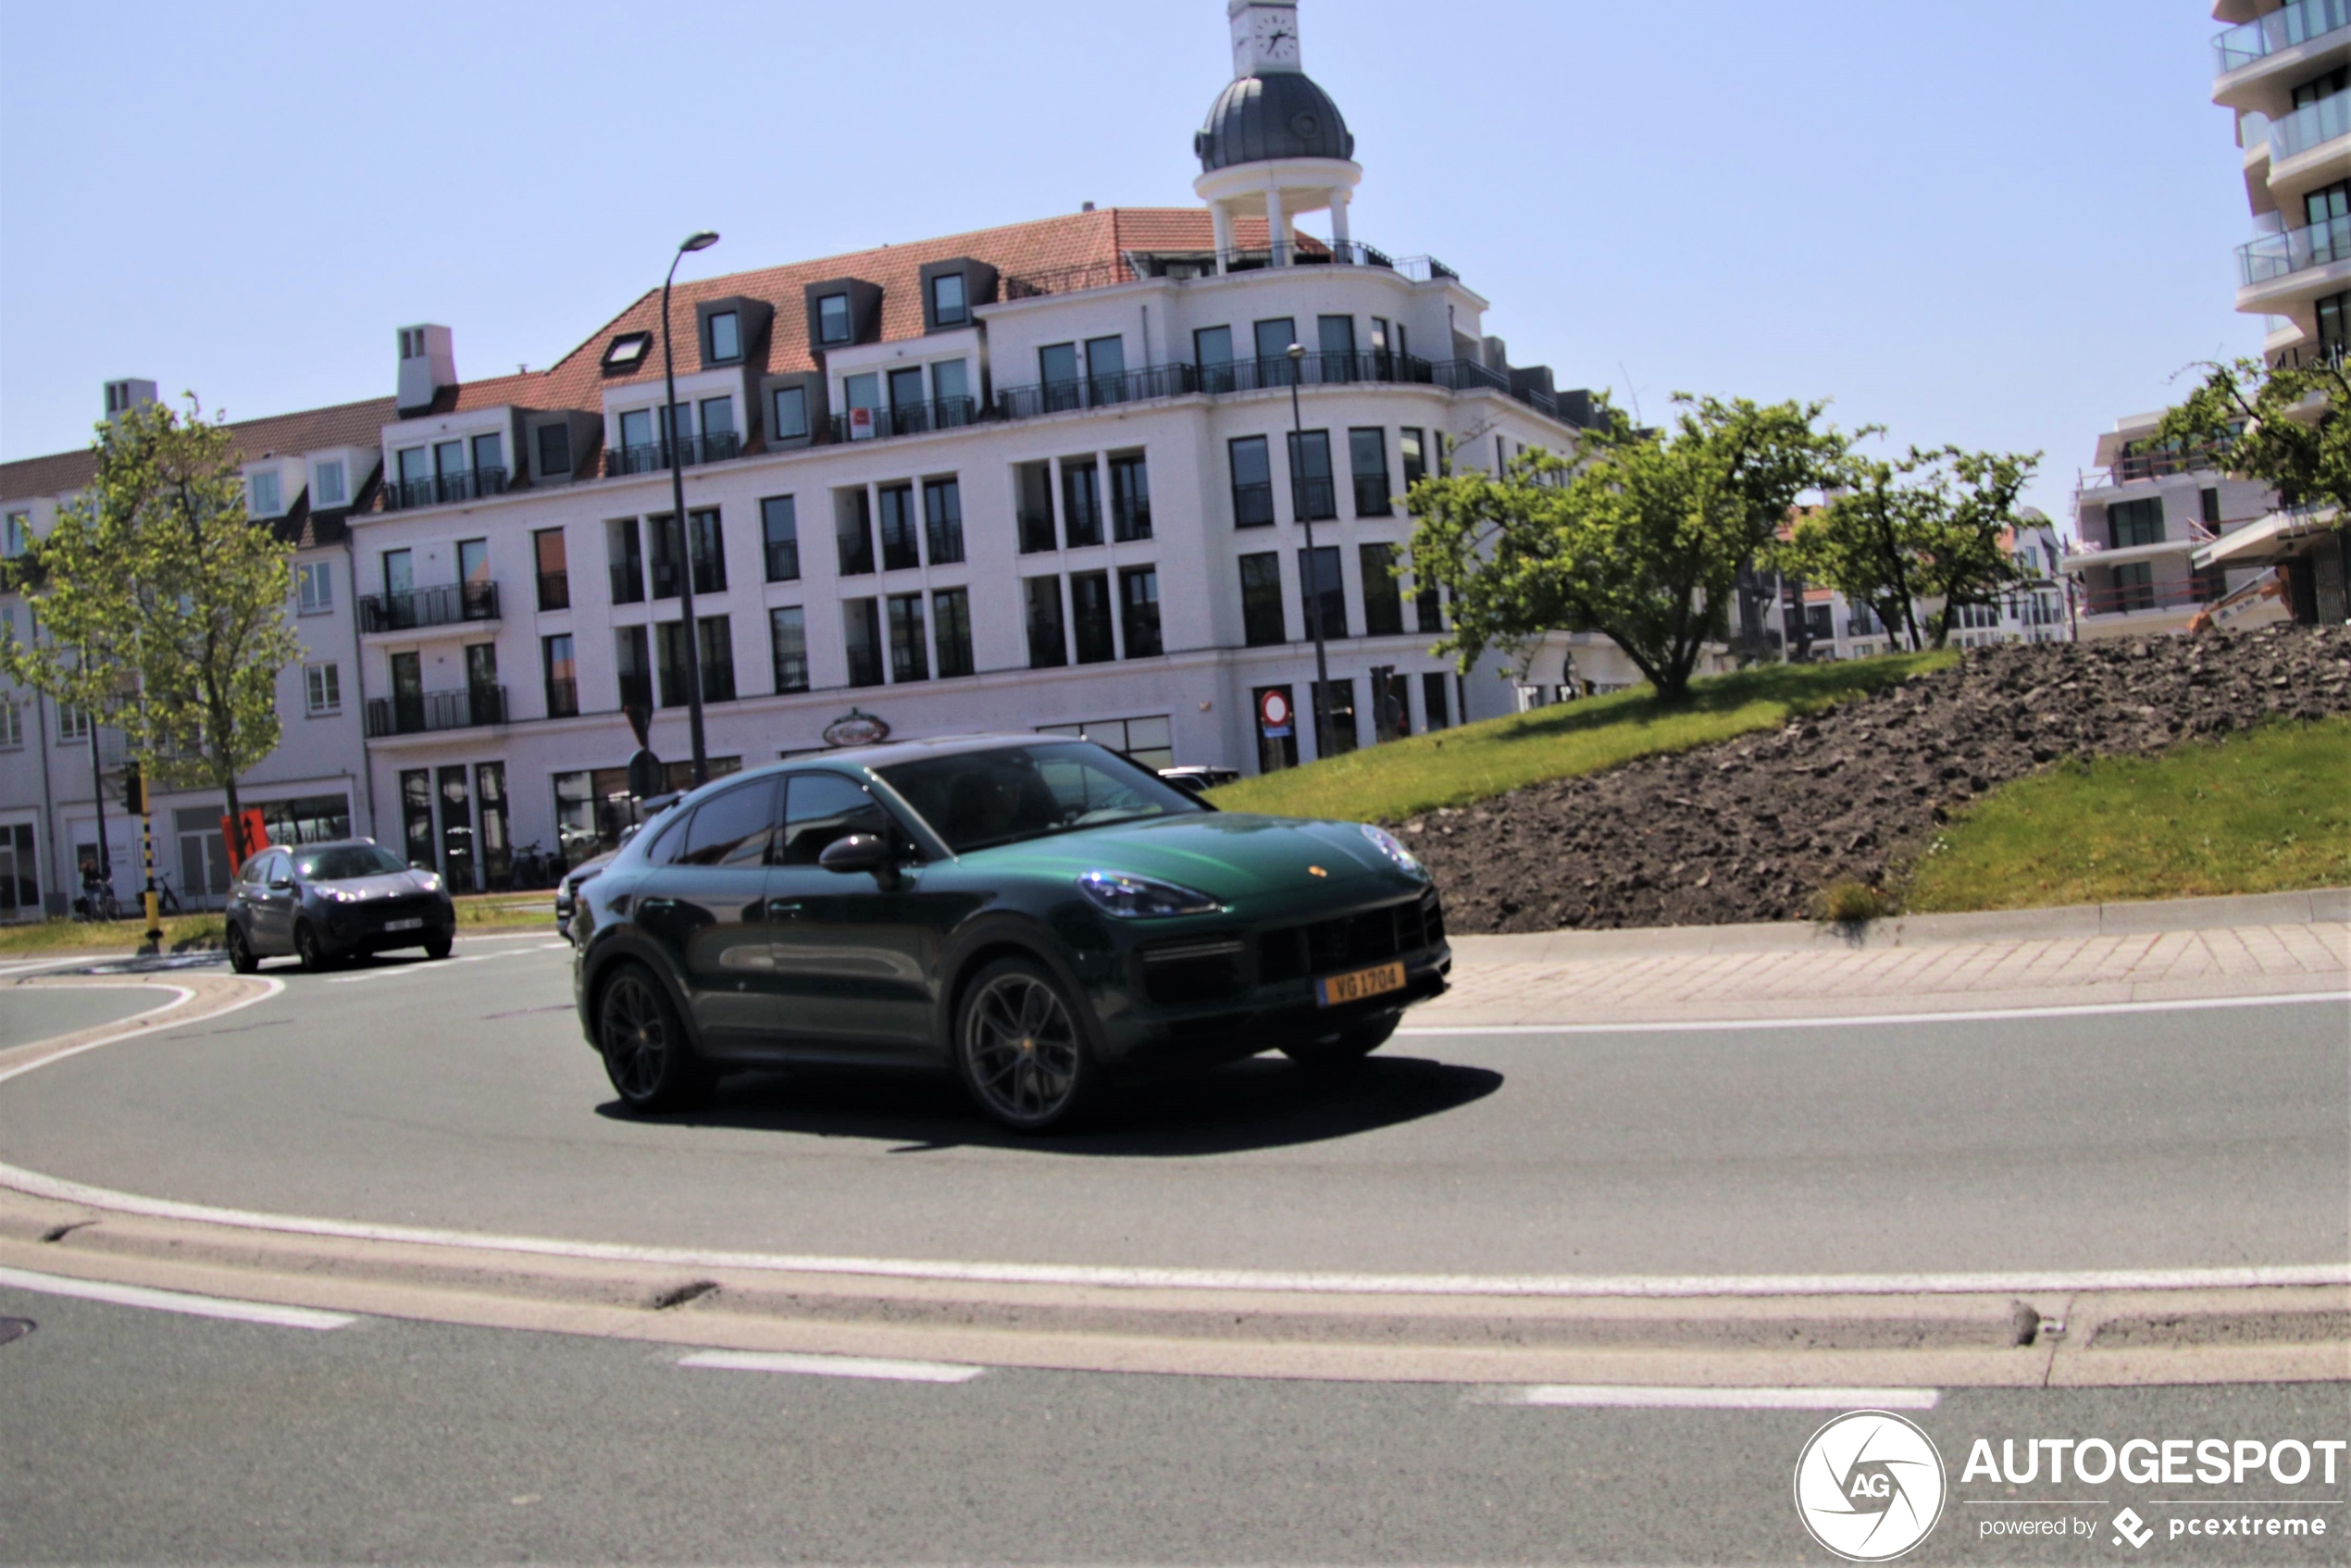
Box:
294;844;408;881
878;742;1202;854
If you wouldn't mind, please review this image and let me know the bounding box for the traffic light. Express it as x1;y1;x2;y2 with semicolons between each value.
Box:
120;760;143;814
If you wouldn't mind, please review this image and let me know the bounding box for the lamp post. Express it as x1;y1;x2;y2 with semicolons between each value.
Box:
662;230;721;787
1287;342;1336;764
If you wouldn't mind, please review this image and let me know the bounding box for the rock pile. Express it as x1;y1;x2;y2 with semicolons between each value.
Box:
1405;626;2351;934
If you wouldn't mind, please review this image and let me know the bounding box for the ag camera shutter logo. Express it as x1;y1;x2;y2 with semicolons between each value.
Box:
1794;1410;1947;1562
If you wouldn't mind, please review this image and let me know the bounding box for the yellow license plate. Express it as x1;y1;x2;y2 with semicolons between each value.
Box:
1314;961;1407;1008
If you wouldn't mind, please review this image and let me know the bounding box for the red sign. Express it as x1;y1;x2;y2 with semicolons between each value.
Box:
1258;689;1293;739
218;808;268;870
848;406;876;441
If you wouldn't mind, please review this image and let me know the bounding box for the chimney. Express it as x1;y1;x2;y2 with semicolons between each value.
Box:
395;325;458;415
103;379;157;422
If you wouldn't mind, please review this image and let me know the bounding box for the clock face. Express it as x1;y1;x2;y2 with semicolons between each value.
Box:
1253;9;1299;63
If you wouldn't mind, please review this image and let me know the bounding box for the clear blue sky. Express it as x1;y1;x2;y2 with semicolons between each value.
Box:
0;1;2258;529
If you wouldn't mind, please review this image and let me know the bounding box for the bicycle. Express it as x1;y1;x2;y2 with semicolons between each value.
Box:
154;872;184;915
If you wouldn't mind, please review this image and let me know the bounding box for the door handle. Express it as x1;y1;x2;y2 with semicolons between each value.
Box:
765;900;802;918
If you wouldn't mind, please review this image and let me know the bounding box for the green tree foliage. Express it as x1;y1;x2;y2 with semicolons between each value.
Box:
2155;354;2351;514
1404;395;1846;702
1773;445;2040;652
0;398;299;865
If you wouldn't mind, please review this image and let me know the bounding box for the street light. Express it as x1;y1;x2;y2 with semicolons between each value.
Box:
662;230;721;786
1287;341;1336;764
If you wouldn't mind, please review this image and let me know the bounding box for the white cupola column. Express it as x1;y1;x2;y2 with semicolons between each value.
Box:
1210;200;1236;273
1328;189;1352;255
1265;180;1290;266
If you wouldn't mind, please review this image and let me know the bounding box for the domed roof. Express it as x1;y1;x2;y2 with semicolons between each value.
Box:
1194;72;1355;172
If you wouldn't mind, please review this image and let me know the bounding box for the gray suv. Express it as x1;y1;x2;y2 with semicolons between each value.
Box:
225;839;456;973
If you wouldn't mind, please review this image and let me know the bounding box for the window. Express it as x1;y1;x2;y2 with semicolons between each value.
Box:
1016;463;1057;554
1071;570;1115;664
616;625;651;710
817;292;852;345
472;431;504;479
2109;498;2165;548
1110;454;1151;541
1421;671;1451;731
1287;429;1337;520
297;561;334;615
780;773;889;866
843;597;884;687
878;484;920;571
889;367;926;417
3;512;28;558
1032;716;1176;773
534;529;568;611
1415;574;1444;634
608;518;645;605
655;621;691;708
543;634;578;718
1312;678;1360;757
0;698;21;750
305;664;341;716
1025;577;1066;668
1040;342;1079;387
708;309;741;363
1350;429;1392;516
699;616;735;702
888;593;928;683
932;358;971;414
843;372;880;419
1253;317;1298;377
761;495;801;582
2320;291;2350;355
931;271;968;327
1119;566;1162;658
1361;543;1404;636
1319;314;1357;379
2112;561;2156;612
537;422;573;479
58;703;89;742
434;439;466;481
313;460;347;507
2201;487;2222;528
602;332;652;371
1062;460;1102;548
1373;669;1412;741
1229;436;1275;527
248;470;281;516
933;588;974;678
838;489;876;576
772;385;810;442
1196;325;1235;392
1400;428;1427;488
1085;334;1126;401
769;606;809;692
1298;545;1347;639
699;397;736;454
679;778;779;868
1239;553;1286;646
618;408;656;466
924;478;964;565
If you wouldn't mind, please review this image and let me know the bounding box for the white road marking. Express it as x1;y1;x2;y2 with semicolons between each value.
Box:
0;979;278;1090
326;948;549;983
0;1263;355;1329
1402;989;2351;1036
678;1349;985;1383
1490;1384;1940;1411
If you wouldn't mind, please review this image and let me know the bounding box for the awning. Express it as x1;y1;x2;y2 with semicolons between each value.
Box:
2193;505;2341;568
2059;539;2202;572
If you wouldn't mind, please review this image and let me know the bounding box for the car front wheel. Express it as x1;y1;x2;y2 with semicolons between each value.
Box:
293;921;330;974
956;957;1097;1133
597;963;713;1114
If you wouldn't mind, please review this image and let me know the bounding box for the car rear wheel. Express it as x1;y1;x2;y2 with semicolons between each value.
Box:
225;923;257;975
293;921;330;974
597;963;713;1114
1279;1012;1400;1068
956;957;1096;1133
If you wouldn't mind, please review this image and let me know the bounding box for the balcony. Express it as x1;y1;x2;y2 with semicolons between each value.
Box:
998;242;1457;300
2236;212;2351;286
382;467;509;512
2074;446;2227;494
996;364;1200;419
365;684;507;738
1290;477;1338;522
358;581;500;634
827;396;976;444
604;431;740;479
536;570;570;612
2270;88;2351;162
1353;474;1395;517
2215;0;2351;74
1232;481;1276;528
2076;579;2222;618
544;678;579;719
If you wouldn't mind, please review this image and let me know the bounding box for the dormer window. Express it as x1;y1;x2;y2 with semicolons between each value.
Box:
248;470;282;517
602;331;653;372
930;273;967;327
314;460;347;507
817;293;852;345
708;310;741;362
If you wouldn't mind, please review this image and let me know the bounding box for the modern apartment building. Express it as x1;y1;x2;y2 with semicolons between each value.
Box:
0;0;1590;912
2063;409;2275;639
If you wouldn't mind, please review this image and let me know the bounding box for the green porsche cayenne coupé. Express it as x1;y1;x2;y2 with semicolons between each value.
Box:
571;735;1449;1131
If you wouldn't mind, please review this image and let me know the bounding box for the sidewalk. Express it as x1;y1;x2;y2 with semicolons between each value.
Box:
1426;890;2351;1027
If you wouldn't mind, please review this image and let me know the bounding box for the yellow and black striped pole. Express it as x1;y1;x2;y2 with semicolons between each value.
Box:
136;765;161;948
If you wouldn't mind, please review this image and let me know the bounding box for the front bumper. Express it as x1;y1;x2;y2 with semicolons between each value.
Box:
320;898;454;953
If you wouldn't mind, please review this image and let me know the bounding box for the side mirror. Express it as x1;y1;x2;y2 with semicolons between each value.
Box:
817;833;888;877
268;877;294;891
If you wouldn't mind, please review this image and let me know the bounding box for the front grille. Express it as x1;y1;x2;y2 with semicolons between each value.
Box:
357;892;442;929
1138;936;1249;1005
1260;890;1444;985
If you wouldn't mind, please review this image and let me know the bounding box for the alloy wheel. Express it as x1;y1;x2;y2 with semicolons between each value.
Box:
964;972;1083;1123
600;974;669;1102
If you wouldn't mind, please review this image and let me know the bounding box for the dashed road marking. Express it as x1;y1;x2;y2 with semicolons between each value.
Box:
0;1263;355;1330
678;1349;986;1383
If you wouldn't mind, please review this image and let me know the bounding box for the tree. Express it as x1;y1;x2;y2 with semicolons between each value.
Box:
0;398;299;870
1404;394;1847;701
1773;445;2039;652
2155;354;2351;514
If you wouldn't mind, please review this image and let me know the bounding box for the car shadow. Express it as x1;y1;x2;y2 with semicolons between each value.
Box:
592;1054;1502;1157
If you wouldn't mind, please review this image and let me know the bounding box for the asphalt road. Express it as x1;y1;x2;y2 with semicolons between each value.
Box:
0;981;168;1052
0;937;2342;1278
2;1285;2345;1564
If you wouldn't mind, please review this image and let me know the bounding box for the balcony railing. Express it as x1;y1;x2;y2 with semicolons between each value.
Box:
996;365;1200;419
1291;476;1338;521
2075;445;2229;492
617;673;653;712
2271;338;2350;369
2077;579;2223;617
383;467;509;511
604;431;740;478
1353;474;1395;516
2271;88;2351;160
358;580;500;633
1232;481;1276;528
1000;241;1457;300
544;678;578;719
365;684;507;738
2216;0;2351;73
609;564;644;605
536;570;570;612
2237;212;2351;285
827;396;976;443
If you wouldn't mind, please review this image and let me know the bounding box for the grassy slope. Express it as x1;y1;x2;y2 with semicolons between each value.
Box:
1902;716;2351;913
1206;652;1956;824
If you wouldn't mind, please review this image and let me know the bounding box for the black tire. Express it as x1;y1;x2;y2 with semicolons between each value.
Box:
954;955;1098;1133
1279;1012;1401;1069
225;923;258;975
293;921;330;974
596;963;714;1114
422;931;454;960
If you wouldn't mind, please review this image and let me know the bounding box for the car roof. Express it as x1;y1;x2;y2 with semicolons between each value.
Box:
768;733;1088;773
283;839;382;852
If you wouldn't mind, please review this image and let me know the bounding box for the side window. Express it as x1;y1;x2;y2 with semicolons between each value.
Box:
263;851;292;885
677;778;783;867
779;774;890;866
240;852;270;886
648;809;696;865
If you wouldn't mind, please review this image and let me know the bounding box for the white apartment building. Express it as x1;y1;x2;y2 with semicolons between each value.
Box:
0;0;1591;908
2063;410;2276;640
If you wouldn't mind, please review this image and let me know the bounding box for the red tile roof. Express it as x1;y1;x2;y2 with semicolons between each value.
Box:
0;396;397;505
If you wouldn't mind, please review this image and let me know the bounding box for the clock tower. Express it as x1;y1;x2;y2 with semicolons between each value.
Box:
1229;0;1302;78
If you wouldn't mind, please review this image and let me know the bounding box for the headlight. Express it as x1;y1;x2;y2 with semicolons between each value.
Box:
1359;823;1430;879
1076;870;1223;919
414;872;443;894
317;885;359;903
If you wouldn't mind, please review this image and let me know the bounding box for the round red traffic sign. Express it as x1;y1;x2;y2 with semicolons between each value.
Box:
1259;689;1291;730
